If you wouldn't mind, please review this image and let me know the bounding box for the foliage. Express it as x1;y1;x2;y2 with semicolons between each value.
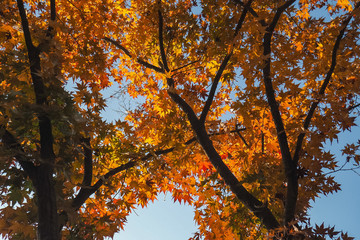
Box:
1;0;360;239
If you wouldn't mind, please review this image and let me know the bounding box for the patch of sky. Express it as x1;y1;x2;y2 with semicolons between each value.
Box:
99;80;147;123
308;119;360;238
113;193;198;240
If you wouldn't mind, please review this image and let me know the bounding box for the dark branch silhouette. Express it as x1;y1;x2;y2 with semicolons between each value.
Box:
293;3;360;166
16;0;60;238
81;137;93;187
158;1;170;73
104;37;165;73
199;0;253;125
0;126;37;181
72;126;245;210
261;0;297;225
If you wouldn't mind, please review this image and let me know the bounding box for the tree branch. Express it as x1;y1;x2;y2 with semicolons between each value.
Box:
81;137;93;187
17;1;61;237
17;0;56;164
172;60;201;73
232;0;267;26
199;53;232;124
235;124;249;148
44;0;56;39
104;37;165;73
157;1;176;89
263;0;296;174
348;103;360;112
199;0;252;125
157;0;169;73
72;160;136;210
0;125;37;181
293;3;360;166
72;133;198;210
50;0;56;21
167;88;279;230
72;123;245;211
261;0;296;225
324;165;360;176
16;0;35;51
161;1;278;229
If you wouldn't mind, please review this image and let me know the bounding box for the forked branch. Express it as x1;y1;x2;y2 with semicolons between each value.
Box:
72;134;198;210
232;0;266;26
168;89;279;230
72;126;247;210
17;0;56;164
159;0;278;229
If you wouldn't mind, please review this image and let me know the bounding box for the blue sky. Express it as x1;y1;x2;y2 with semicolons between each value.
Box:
113;156;360;240
99;83;360;239
112;172;360;240
114;194;198;240
308;127;360;238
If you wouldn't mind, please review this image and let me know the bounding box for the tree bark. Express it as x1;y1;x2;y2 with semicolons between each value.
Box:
16;0;61;238
34;166;60;240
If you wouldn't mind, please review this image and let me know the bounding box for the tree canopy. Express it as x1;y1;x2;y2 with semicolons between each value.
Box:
1;0;360;239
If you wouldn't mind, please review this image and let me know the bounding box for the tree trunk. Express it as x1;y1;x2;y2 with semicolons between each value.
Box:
34;166;60;240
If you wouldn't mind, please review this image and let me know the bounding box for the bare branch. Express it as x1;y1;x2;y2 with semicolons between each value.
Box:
348;103;360;112
323;161;360;176
104;37;164;73
234;124;249;147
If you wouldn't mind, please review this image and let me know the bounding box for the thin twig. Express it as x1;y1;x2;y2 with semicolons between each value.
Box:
104;37;165;73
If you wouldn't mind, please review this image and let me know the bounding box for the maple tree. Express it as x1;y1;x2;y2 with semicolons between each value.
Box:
1;0;360;239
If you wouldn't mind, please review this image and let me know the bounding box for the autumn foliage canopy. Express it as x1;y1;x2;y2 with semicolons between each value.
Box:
1;0;360;239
